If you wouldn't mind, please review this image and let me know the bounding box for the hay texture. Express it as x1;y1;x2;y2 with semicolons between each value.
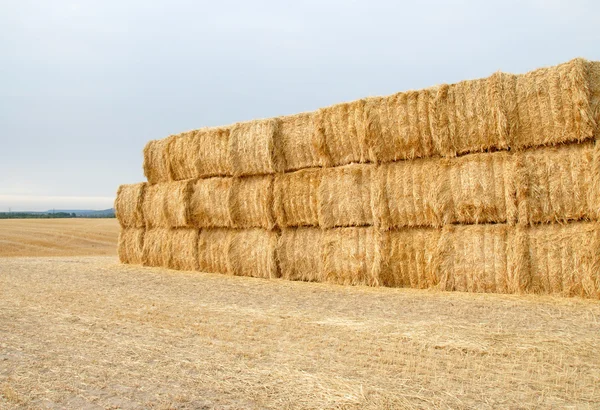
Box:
143;180;193;228
229;118;283;177
273;169;321;228
143;136;174;184
278;112;328;171
141;228;198;271
197;229;278;279
516;142;598;224
117;228;145;265
169;127;231;181
115;182;146;228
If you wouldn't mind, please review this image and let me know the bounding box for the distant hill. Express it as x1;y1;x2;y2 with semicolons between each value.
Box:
45;208;115;217
0;208;115;219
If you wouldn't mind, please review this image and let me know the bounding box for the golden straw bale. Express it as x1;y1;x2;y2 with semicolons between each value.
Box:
438;225;511;294
365;89;436;163
168;228;199;271
318;163;375;228
141;228;170;268
449;151;517;225
143;136;175;184
278;112;326;171
143;180;193;228
228;229;279;279
273;169;321;228
190;177;232;228
590;61;600;129
115;182;146;228
526;222;600;298
277;228;324;282
229;175;275;229
323;227;380;286
229;118;283;177
374;158;450;229
514;58;595;149
117;228;145;265
169;127;232;181
315;99;370;167
197;229;231;274
383;228;441;288
516;142;597;224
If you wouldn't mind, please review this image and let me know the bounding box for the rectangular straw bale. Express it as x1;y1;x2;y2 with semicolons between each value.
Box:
322;227;380;286
277;228;323;282
278;112;326;171
591;61;600;128
197;228;231;274
229;118;283;177
366;89;436;163
169;229;199;271
229;175;274;229
143;180;193;228
190;177;232;228
526;222;600;298
169;127;231;181
143;136;174;184
115;182;146;228
449;151;517;225
318;163;375;228
432;74;509;157
374;158;450;228
141;228;170;268
228;229;279;279
383;228;441;288
315;99;370;167
514;58;595;149
516;142;597;224
438;224;511;294
117;228;145;265
273;168;320;227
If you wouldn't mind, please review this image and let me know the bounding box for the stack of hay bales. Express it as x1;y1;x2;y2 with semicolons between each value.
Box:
116;58;600;298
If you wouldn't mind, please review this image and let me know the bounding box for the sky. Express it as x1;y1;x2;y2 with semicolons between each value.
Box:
1;0;599;211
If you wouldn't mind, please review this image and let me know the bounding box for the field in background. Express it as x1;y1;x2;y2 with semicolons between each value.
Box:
0;219;118;257
1;220;599;408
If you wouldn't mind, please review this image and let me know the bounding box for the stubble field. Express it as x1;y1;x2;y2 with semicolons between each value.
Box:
0;219;599;409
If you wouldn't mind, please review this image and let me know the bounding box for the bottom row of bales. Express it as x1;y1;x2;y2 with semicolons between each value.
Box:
119;222;600;298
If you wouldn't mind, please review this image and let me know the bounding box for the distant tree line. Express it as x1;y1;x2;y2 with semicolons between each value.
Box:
0;212;115;219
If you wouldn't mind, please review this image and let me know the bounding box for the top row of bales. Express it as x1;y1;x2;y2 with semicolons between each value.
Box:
144;59;600;184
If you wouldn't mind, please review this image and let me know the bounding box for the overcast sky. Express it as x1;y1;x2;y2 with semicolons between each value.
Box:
1;0;599;211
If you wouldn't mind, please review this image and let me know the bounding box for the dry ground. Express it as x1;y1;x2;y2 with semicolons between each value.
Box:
1;220;599;409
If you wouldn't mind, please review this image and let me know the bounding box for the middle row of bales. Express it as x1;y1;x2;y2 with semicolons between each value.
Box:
119;222;600;298
143;59;600;183
117;141;600;230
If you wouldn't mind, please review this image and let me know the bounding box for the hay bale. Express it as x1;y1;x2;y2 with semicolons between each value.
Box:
273;168;321;228
526;222;600;298
449;151;517;225
374;157;450;228
115;182;146;228
229;118;283;177
277;228;323;282
383;228;441;288
516;142;597;224
169;127;232;181
197;228;231;274
141;228;170;267
315;99;370;167
438;224;511;294
323;227;381;286
190;177;232;228
366;89;437;163
514;58;595;149
228;229;279;279
117;228;145;265
318;164;375;228
229;175;275;229
143;136;174;184
279;112;326;171
143;180;193;228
